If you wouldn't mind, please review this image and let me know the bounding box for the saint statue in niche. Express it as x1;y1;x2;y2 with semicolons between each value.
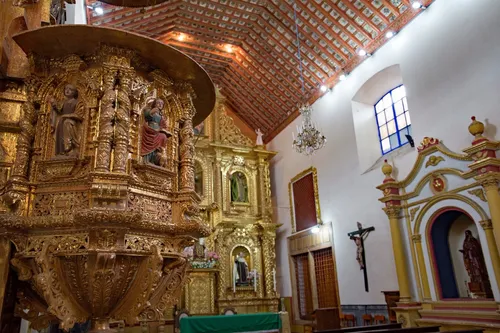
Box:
460;230;493;298
193;238;206;259
140;98;171;167
234;250;250;286
49;84;83;157
230;171;248;202
195;162;203;196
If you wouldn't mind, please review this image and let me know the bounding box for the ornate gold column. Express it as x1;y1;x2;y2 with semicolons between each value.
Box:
412;235;431;301
384;207;412;302
111;70;132;174
177;83;196;192
0;238;10;322
479;219;500;291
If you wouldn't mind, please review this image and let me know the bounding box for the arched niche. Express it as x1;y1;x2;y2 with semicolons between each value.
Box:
231;245;253;286
229;171;249;203
427;207;493;300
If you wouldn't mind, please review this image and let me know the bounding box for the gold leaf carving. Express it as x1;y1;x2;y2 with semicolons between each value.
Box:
218;108;253;147
425;155;444;168
410;207;420;222
468;188;487;202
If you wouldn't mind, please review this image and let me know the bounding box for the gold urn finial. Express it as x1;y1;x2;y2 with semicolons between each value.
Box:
468;116;485;139
382;159;393;180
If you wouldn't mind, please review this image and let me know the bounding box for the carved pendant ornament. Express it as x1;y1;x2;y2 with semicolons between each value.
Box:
0;26;215;332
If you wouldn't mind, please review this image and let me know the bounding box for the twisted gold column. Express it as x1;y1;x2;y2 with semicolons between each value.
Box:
412;235;431;301
384;207;412;302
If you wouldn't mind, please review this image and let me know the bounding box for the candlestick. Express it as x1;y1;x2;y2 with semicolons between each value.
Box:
254;270;257;292
233;273;236;293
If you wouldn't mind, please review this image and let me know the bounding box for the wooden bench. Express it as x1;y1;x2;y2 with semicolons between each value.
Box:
314;323;401;333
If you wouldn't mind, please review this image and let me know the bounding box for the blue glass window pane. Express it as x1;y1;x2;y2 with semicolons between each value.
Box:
381;138;391;152
389;134;398;149
400;130;408;144
405;111;411;125
394;100;404;115
403;97;408;111
379;125;388;139
377;112;386;125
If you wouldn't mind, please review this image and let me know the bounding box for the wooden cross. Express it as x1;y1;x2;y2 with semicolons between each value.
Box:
347;222;375;292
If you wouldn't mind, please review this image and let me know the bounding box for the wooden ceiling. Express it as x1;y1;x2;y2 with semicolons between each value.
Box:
87;0;433;142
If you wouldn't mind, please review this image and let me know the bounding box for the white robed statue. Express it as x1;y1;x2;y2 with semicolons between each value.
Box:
255;128;263;146
234;252;249;286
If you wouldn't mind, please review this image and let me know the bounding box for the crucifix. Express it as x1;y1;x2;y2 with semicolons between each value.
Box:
347;222;375;292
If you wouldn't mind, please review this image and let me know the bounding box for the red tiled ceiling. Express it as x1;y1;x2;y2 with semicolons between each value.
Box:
89;0;434;142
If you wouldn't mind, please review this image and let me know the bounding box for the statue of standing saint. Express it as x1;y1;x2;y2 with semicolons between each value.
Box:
460;230;493;298
234;252;249;286
255;128;263;146
230;172;248;202
49;84;82;156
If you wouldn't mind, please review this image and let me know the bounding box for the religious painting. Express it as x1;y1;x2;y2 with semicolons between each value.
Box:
230;171;248;203
195;162;203;196
232;245;251;286
288;167;321;233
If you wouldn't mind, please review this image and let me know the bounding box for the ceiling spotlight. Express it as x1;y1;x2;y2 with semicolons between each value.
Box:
320;85;328;93
339;73;347;81
385;31;395;39
225;44;234;53
358;49;367;57
94;6;104;15
412;1;423;9
177;33;185;41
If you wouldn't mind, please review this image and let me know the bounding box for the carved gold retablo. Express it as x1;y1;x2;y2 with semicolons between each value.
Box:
1;25;215;333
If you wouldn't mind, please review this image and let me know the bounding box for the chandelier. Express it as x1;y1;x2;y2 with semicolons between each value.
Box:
290;2;326;156
292;104;326;155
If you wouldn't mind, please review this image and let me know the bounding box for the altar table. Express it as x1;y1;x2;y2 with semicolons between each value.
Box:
180;313;282;333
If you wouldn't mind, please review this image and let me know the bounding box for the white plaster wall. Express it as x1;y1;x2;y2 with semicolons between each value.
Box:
448;215;477;298
65;0;87;24
269;0;500;305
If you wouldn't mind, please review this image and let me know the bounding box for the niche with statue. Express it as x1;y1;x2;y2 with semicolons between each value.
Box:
430;209;492;299
232;246;253;289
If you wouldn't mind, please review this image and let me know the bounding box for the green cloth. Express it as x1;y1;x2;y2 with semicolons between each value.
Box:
180;313;281;333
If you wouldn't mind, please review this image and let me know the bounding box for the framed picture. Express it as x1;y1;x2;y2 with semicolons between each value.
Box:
288;167;321;233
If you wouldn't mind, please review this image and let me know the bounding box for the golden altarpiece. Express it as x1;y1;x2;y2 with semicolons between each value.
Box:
181;92;280;316
0;17;219;332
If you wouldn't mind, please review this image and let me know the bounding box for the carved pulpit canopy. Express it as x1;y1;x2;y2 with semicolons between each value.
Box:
13;25;216;126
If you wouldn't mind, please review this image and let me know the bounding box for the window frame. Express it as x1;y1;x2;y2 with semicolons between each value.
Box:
374;84;411;155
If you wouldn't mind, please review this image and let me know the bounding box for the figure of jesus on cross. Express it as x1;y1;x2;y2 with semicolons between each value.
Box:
348;222;375;292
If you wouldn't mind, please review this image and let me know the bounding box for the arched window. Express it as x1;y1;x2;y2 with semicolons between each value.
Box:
375;85;411;154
